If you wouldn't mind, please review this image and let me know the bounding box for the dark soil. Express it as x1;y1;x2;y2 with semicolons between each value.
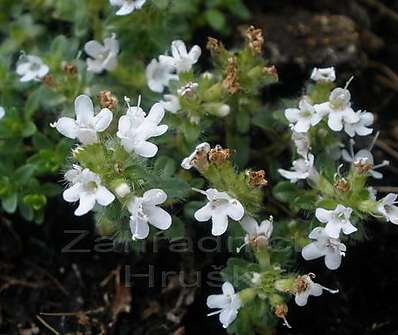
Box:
1;1;398;334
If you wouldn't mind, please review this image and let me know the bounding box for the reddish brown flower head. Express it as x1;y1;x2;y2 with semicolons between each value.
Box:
247;170;268;187
246;25;264;54
223;57;240;94
99;90;118;110
208;145;231;166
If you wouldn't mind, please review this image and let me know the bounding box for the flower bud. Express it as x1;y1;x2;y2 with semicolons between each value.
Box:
238;288;256;304
114;181;131;198
217;104;230;117
274;278;295;293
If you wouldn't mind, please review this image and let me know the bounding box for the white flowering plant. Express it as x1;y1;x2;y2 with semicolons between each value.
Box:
0;1;396;334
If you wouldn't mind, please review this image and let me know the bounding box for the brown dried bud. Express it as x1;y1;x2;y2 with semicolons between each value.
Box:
223;57;240;94
246;25;264;54
274;304;288;319
208;145;231;166
99;90;118;110
206;37;222;52
247;170;268;187
263;65;278;81
293;275;310;294
63;63;78;76
41;74;56;88
353;159;373;174
334;178;350;193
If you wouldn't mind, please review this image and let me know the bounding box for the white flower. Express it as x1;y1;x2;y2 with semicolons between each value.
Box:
159;40;201;73
16;55;49;82
51;95;113;145
342;139;389;179
160;94;180;114
117;102;168;158
377;193;398;225
84;35;119;73
302;227;346;270
177;81;199;96
109;0;146;15
207;281;241;329
278;153;316;183
237;216;273;252
285;99;322;133
146;58;178;93
181;142;210;170
314;87;359;132
127;189;171;240
315;205;357;238
294;274;338;306
291;129;311;158
310;67;336;82
63;167;115;216
194;188;244;236
0;106;5;120
344;110;374;137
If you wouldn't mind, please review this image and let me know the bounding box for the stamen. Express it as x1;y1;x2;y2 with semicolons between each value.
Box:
137;95;142;109
192;187;207;196
349;139;355;159
322;286;339;294
373;160;390;169
282;316;292;329
124;96;131;108
369;131;380;151
344;76;354;89
236;241;249;253
207;310;221;317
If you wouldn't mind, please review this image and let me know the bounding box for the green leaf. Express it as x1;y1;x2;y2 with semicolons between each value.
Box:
205;9;225;31
15;164;36;184
2;192;17;213
272;181;299;203
21;121;37;137
154;155;176;177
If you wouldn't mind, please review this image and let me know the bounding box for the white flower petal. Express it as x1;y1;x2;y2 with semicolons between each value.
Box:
143;189;167;205
302;242;324;261
75;192;96;216
225;200;244;221
222;282;235;295
63;183;81;202
240;216;258;235
129;217;150;239
146;206;172;230
84;40;106;58
94;108;113;132
295;292;310;306
211;211;229;236
134;141;158;158
324;250;342;270
315;208;331;223
219;307;238;328
207;294;229;309
75;95;94;125
53;117;78;139
194;203;213;222
95;186;115;206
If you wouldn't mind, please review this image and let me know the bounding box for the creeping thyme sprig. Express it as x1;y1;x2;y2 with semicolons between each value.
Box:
52;93;178;241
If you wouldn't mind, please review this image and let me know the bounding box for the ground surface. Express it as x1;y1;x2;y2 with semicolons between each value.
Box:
1;1;398;334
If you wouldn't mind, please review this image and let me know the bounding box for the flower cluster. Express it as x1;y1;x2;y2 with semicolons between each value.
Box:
53;94;172;240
